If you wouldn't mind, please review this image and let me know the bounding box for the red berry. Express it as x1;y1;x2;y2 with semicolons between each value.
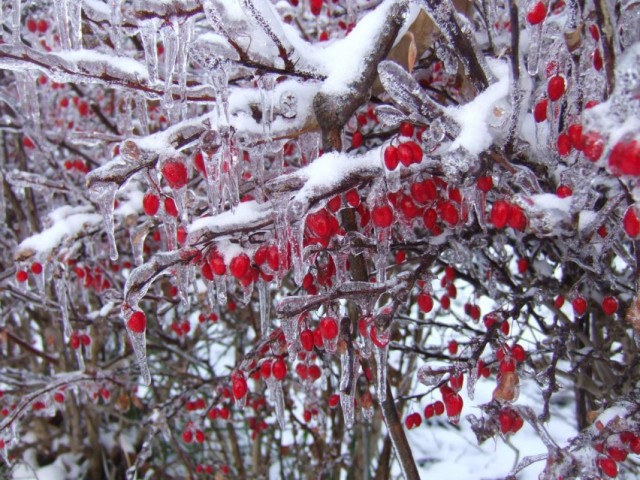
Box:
557;133;572;156
195;430;205;443
607;447;627;463
27;19;37;33
300;329;314;351
498;409;514;434
547;75;566;101
345;189;360;207
397;143;414;167
477;176;493;192
161;160;188;189
508;204;527;231
568;124;585;151
384;145;399;170
319;317;338;340
272;358;287;381
230;254;250;279
533;99;548;123
589;24;600;41
142;193;160;216
406;141;423;164
424;404;435;419
23;136;36;149
593;48;603;71
554;295;565;308
398;195;420;219
232;375;248;400
372;205;394;228
53;392;65;403
310;0;323;15
351;131;363;148
182;430;193;443
127;311;147;333
16;270;29;283
70;332;81;349
512;344;526;362
440;201;459;226
434;400;445;416
526;1;547;25
328;394;340;408
37;20;48;33
609;139;640;176
30;262;43;275
164;197;178;217
601;296;618;315
417;293;434;313
308;364;322;381
440;295;451;310
596;457;618;478
623;206;640;238
260;360;272;379
448;340;458;356
572;296;587;316
556;185;572;198
491;200;509;229
399;122;414;137
444;393;463;419
517;258;529;274
583;131;604;161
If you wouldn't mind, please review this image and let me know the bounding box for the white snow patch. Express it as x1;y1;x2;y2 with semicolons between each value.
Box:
189;200;272;234
446;58;511;154
55;49;149;80
18;206;102;254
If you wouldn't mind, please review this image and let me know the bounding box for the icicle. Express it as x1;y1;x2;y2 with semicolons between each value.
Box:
134;94;150;136
176;264;191;307
267;378;286;429
140;19;160;84
89;180;119;261
75;346;86;371
214;274;227;305
258;280;271;336
467;362;479;401
257;75;276;140
127;326;151;385
374;341;389;403
526;21;545;76
67;0;82;49
163;216;178;252
160;22;179;111
287;200;306;286
131;220;152;266
281;316;299;355
52;0;71;49
340;349;357;429
11;0;21;44
203;281;216;309
54;277;72;340
108;0;123;53
0;171;5;224
374;228;391;284
175;18;193;120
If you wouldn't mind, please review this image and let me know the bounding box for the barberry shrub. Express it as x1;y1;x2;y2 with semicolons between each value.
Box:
1;0;639;479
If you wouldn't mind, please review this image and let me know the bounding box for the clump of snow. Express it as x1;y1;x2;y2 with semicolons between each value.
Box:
17;205;101;256
188;200;273;234
446;58;510;154
55;49;149;81
292;147;382;205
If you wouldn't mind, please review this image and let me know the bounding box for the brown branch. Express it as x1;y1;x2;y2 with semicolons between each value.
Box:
378;381;420;480
314;1;408;152
593;0;616;97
